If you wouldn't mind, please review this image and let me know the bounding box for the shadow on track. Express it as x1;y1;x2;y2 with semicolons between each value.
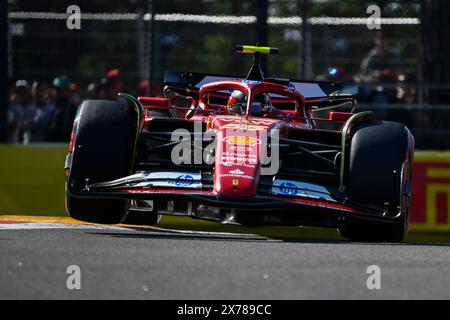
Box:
87;225;342;243
87;226;450;247
86;226;349;245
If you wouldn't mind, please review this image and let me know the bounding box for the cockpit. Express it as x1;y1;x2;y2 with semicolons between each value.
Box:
198;81;304;120
226;90;274;117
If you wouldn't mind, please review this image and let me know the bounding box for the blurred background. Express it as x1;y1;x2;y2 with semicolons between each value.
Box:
0;1;449;231
2;0;450;148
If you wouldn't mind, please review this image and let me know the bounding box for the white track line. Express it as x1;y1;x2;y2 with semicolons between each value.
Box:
0;222;128;231
0;222;267;239
148;226;268;239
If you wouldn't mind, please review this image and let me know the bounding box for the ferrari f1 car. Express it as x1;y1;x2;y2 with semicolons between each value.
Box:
65;45;414;242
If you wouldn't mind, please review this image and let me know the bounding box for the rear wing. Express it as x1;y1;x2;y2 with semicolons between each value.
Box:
163;71;358;100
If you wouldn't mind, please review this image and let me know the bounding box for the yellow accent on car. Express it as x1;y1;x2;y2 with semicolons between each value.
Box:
235;45;279;55
227;136;261;146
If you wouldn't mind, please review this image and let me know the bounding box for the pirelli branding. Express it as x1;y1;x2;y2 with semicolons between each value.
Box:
411;152;450;230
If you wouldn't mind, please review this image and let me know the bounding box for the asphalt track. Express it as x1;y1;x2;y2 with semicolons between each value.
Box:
1;216;450;300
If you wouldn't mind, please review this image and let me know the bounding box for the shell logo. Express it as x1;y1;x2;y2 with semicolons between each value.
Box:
224;136;261;146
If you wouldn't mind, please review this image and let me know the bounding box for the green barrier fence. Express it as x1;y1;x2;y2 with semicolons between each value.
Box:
0;144;67;216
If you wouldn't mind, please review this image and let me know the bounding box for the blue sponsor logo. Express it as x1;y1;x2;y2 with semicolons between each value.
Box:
279;182;298;195
288;82;297;91
173;175;194;187
243;80;261;85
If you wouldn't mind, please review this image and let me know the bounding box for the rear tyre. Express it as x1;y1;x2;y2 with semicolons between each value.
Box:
339;121;414;242
66;100;138;224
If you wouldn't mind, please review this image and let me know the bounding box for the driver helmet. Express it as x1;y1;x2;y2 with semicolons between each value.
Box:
252;93;273;116
226;90;247;115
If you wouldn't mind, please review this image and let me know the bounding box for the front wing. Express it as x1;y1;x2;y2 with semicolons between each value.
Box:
67;172;402;228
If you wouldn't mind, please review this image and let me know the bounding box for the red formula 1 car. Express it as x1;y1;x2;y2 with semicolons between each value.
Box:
65;46;414;242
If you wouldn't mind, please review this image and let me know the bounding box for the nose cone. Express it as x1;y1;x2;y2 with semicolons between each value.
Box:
214;133;261;197
210;116;280;197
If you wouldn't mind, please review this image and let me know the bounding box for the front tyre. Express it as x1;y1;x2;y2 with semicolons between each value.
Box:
339;121;414;242
66;100;139;224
